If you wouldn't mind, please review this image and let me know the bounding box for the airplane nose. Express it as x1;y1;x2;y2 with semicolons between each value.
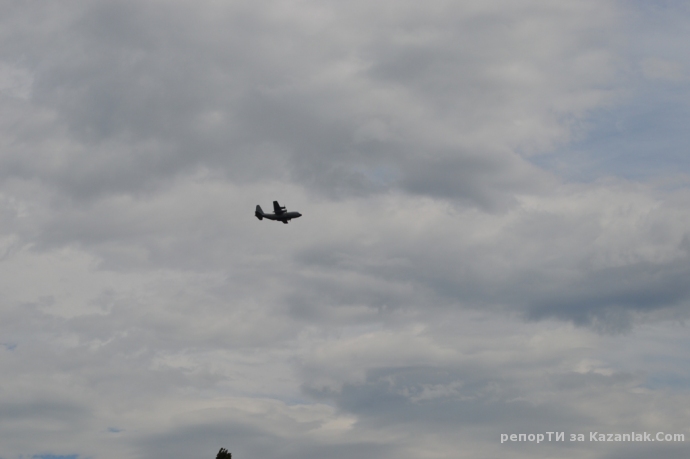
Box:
297;213;302;217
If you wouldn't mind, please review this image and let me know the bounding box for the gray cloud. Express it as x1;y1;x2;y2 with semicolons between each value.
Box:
135;420;395;459
1;0;612;204
1;1;690;458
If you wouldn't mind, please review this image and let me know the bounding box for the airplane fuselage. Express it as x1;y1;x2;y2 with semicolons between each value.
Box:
261;211;302;223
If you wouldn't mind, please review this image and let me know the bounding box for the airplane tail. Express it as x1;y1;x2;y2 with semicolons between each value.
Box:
255;205;264;220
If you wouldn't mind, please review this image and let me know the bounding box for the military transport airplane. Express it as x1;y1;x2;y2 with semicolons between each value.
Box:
255;201;302;224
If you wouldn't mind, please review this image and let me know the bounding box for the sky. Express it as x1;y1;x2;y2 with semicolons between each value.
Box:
1;1;690;458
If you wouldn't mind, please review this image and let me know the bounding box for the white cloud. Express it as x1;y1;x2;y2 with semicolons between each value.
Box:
0;1;689;458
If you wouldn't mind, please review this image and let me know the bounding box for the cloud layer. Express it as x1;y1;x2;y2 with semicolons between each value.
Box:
1;1;690;458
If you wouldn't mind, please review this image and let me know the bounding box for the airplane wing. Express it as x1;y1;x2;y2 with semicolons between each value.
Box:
273;201;286;214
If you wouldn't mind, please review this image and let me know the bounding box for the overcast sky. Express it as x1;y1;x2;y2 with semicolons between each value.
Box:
1;1;690;458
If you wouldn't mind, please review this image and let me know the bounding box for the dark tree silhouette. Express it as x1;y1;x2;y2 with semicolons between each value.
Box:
216;448;232;459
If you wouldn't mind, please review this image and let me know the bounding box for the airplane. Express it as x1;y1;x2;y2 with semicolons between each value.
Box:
255;201;302;224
